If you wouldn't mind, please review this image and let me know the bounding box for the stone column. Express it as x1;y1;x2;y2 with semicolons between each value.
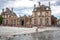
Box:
24;17;26;27
30;17;32;27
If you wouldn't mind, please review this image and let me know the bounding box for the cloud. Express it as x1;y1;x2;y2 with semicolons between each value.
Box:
3;0;38;16
51;6;60;18
14;7;33;16
38;0;60;19
6;0;37;8
0;0;60;19
54;0;60;6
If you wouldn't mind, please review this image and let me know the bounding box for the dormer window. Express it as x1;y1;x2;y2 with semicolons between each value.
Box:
46;8;49;10
34;9;36;11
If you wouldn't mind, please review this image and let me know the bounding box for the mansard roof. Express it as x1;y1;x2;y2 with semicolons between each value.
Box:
1;8;17;16
33;5;51;12
33;4;51;11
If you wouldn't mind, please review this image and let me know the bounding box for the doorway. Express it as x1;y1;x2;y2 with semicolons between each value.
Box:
21;20;24;26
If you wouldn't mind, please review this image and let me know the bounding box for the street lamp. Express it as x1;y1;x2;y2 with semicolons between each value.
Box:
36;27;39;40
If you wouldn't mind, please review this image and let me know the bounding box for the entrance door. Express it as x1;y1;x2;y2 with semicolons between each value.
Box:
21;20;24;26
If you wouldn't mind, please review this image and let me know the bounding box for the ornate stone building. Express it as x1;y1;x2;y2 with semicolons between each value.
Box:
19;15;31;27
31;2;51;26
1;2;51;27
1;8;31;27
1;8;19;26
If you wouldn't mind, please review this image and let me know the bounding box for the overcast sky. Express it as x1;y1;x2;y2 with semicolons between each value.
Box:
0;0;60;19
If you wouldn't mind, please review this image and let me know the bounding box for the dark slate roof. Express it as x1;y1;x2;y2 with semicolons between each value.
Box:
1;9;17;16
33;5;50;12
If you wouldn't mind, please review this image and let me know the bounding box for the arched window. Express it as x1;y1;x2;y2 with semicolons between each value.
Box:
46;18;49;25
46;12;48;16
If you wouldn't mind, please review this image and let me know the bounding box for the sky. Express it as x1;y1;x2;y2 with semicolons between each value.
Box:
0;0;60;19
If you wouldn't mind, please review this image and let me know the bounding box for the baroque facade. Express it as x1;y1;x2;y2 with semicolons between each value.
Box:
1;2;51;27
32;2;51;26
1;8;19;26
1;8;31;27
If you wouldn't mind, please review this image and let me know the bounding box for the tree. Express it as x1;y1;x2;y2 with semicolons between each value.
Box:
0;15;3;25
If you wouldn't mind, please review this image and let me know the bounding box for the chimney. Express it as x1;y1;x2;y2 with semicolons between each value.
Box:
11;8;13;14
38;2;41;7
11;8;13;12
2;9;4;12
34;4;36;8
6;8;9;11
49;2;50;8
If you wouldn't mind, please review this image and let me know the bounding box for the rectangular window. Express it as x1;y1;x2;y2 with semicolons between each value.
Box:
11;20;13;24
14;19;16;24
34;12;36;17
46;12;48;17
40;18;42;25
6;20;8;24
40;12;42;17
45;18;49;25
34;18;36;26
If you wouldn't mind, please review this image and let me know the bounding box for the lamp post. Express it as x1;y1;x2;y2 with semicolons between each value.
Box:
36;27;39;40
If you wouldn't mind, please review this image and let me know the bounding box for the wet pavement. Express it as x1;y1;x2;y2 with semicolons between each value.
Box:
0;30;60;40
